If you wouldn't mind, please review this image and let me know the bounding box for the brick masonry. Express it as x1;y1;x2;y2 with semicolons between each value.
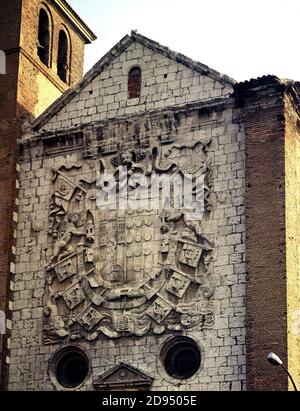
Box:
0;0;22;390
240;78;288;391
0;0;94;390
238;76;300;391
18;0;89;118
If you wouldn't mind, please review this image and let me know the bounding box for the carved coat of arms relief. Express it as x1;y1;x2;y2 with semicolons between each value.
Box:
43;124;215;343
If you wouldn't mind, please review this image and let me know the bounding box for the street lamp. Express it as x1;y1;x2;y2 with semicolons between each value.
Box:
267;352;298;391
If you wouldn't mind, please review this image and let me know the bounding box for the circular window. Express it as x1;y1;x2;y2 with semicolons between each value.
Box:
53;347;89;389
162;337;201;379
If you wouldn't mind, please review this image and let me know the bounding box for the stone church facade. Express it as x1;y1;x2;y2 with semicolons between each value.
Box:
1;0;300;392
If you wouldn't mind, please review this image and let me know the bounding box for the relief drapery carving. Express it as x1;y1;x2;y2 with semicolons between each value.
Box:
43;123;215;343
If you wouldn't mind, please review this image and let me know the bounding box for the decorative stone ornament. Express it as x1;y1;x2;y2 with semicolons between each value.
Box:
42;128;215;343
93;363;153;391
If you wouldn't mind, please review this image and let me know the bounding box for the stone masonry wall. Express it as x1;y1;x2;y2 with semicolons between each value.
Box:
9;40;246;391
41;40;233;133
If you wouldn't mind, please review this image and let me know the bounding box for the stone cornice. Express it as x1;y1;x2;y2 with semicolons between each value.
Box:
24;95;235;143
49;0;97;44
131;31;236;87
4;46;69;93
20;47;68;93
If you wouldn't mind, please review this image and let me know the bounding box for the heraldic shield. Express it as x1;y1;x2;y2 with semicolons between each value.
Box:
43;136;215;343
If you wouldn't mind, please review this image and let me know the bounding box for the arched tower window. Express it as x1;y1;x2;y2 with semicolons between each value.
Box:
57;30;70;83
128;67;141;99
37;9;50;66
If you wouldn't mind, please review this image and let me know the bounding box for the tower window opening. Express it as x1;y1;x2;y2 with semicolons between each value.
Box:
37;9;50;66
57;30;70;83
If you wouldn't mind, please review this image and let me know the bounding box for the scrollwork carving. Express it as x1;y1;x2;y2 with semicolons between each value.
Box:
43;117;215;343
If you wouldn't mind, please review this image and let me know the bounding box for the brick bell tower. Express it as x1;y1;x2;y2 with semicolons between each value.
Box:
0;0;96;390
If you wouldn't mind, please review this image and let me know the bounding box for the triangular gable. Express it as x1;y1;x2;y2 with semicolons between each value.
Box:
93;362;153;390
133;31;235;86
30;31;236;131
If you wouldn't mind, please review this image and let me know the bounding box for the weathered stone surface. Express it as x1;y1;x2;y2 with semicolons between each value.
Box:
8;31;247;391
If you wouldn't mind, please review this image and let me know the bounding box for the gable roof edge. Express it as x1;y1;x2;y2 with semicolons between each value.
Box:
131;31;236;87
30;31;236;131
51;0;97;43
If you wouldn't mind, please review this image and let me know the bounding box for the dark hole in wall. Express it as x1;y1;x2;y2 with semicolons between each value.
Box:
128;67;141;99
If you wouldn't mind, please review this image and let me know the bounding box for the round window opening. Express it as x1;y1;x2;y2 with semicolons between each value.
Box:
55;348;89;389
163;337;201;379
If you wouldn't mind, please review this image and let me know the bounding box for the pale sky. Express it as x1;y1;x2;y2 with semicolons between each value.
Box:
69;0;300;82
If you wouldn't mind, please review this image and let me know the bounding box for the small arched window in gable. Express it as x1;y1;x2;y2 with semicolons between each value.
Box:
128;67;141;99
37;9;50;66
57;30;70;84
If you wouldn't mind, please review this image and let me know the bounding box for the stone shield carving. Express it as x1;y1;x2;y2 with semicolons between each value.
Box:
43;137;214;343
